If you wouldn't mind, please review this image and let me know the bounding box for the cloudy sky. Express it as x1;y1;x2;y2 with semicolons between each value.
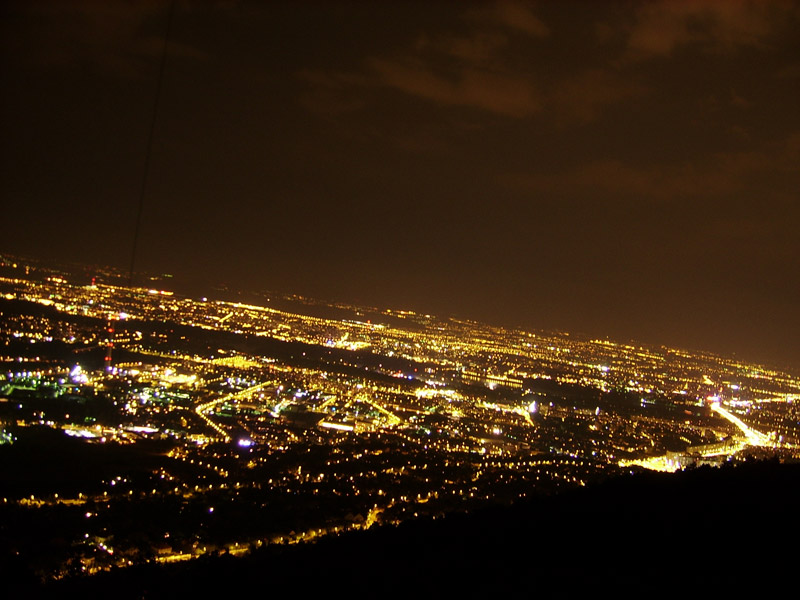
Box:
2;1;799;368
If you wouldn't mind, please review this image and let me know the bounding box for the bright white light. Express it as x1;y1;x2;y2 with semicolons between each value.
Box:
320;421;354;432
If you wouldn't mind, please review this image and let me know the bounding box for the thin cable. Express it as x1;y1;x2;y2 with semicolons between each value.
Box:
128;0;175;288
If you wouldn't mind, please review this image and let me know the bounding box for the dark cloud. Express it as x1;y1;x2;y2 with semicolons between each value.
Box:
367;56;541;117
464;0;549;38
3;0;799;368
622;0;796;59
358;3;546;118
502;131;800;203
296;69;369;116
1;0;207;77
548;67;646;123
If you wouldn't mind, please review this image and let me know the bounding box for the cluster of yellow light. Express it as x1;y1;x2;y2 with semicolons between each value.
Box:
210;356;261;369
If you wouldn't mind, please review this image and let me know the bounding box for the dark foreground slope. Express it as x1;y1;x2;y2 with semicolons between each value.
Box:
38;460;800;596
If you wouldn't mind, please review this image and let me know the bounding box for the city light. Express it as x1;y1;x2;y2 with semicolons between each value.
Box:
0;257;797;583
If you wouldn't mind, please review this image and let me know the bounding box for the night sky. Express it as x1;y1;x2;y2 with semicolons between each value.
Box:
2;1;799;369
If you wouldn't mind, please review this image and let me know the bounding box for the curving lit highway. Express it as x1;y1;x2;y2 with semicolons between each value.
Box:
710;402;771;446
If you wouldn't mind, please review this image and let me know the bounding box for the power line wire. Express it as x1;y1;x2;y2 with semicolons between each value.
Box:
128;0;175;288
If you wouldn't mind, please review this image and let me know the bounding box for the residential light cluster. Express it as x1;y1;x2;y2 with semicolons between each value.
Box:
0;257;797;580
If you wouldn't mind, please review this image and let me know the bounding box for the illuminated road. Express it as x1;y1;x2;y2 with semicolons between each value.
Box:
515;406;535;427
710;403;771;446
318;394;339;412
196;381;274;442
356;392;403;426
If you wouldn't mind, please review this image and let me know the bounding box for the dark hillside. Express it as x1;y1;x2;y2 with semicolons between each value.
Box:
42;459;800;596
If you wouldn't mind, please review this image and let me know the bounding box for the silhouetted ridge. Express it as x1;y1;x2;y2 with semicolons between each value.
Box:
45;460;800;596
